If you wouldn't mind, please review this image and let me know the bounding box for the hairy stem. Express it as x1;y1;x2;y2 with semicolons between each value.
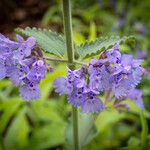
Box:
44;57;68;63
44;57;88;66
62;0;80;150
62;0;74;63
72;107;79;150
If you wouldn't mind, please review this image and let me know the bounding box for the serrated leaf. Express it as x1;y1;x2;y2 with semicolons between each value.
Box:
15;27;66;57
76;36;135;59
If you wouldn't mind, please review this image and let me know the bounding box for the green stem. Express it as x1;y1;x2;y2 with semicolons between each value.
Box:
72;107;80;150
44;57;88;66
62;0;80;150
62;0;74;63
140;110;148;147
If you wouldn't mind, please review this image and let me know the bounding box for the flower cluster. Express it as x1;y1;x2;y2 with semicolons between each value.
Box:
53;44;144;113
0;34;50;100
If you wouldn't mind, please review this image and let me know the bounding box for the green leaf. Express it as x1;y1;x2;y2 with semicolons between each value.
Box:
42;6;58;26
95;109;125;132
39;64;67;101
73;32;85;45
128;136;141;147
0;99;22;134
30;101;65;124
76;36;135;59
88;22;97;42
79;113;97;146
25;123;65;150
15;27;66;57
4;107;29;150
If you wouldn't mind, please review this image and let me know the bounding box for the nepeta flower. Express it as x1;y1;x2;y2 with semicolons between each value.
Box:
89;64;110;92
53;43;144;113
0;58;6;79
14;35;36;60
19;83;41;100
53;66;104;113
67;67;86;88
68;88;85;107
127;89;144;109
111;77;133;98
0;34;51;101
27;60;46;83
53;77;73;95
135;49;147;59
81;89;104;113
109;53;143;98
0;34;18;50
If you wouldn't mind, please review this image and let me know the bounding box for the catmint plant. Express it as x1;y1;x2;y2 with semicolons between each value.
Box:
53;44;144;113
0;34;52;100
0;0;146;150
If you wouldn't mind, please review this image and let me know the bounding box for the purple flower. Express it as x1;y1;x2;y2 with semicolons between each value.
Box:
53;67;86;97
53;66;105;113
7;66;23;86
13;36;36;60
19;84;40;101
67;67;86;88
27;60;46;83
135;49;147;59
117;18;125;28
81;90;104;113
0;34;18;50
112;78;133;99
110;54;143;98
68;88;85;107
18;60;48;100
89;64;110;92
131;67;143;86
53;42;144;113
101;44;121;64
127;89;144;109
0;58;6;79
53;77;73;95
0;34;50;100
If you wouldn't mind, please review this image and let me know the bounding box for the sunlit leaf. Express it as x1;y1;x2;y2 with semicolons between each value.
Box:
4;107;29;150
25;123;65;150
76;36;135;59
15;27;66;57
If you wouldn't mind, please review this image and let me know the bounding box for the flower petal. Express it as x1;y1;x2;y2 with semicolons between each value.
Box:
53;77;73;95
127;89;144;109
0;62;6;80
112;79;133;99
19;84;40;100
67;88;84;107
81;97;104;114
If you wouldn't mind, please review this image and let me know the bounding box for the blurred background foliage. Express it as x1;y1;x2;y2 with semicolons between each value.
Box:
0;0;150;149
